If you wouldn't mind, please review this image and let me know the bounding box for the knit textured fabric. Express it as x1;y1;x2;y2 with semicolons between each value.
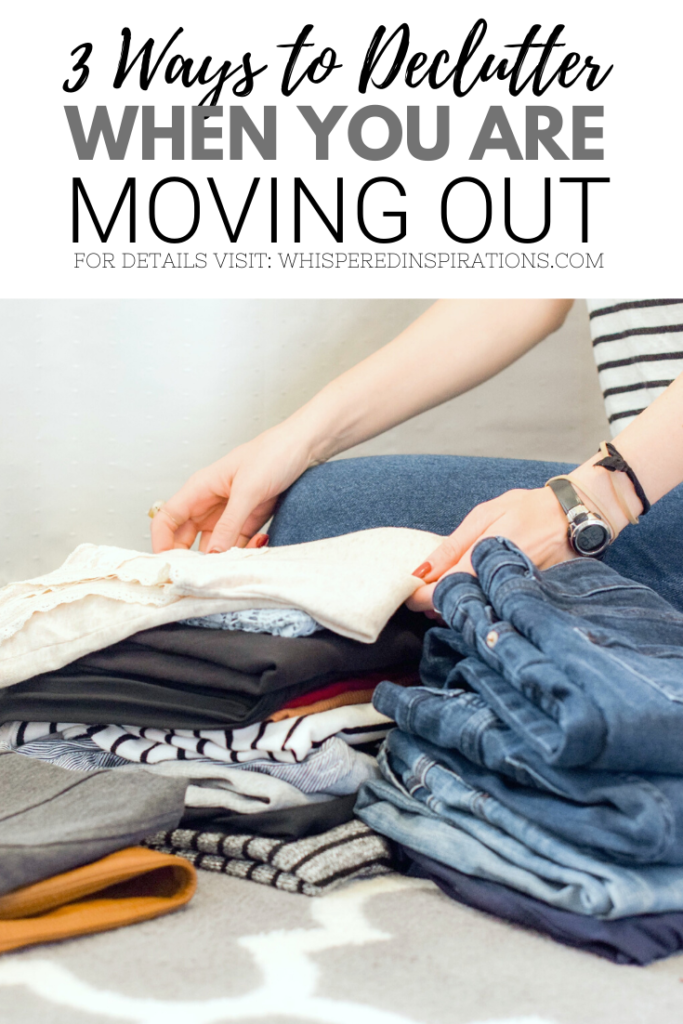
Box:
143;819;395;896
0;527;439;686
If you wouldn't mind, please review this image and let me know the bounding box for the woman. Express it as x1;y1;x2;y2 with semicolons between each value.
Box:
150;299;683;611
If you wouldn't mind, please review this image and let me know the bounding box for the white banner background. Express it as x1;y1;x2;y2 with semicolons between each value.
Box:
2;0;681;298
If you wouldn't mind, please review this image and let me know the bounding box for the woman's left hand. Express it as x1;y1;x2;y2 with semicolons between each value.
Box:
407;486;574;613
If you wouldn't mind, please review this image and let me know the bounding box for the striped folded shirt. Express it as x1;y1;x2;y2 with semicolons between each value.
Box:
1;702;392;766
143;819;395;896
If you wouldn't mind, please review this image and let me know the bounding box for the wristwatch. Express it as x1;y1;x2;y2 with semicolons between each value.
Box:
546;477;613;557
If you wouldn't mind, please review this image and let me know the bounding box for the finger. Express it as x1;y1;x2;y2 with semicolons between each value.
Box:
236;501;278;543
201;499;275;552
405;582;436;612
444;523;504;578
199;530;215;553
246;533;270;549
199;530;268;553
171;520;199;550
424;610;446;623
150;494;194;553
201;530;252;552
206;488;261;553
415;502;504;582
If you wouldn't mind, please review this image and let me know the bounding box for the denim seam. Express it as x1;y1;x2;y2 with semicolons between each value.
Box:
502;756;674;863
614;774;676;863
403;689;444;736
466;706;500;765
377;745;405;794
486;559;654;597
576;631;683;707
473;632;566;725
416;756;493;823
414;753;436;790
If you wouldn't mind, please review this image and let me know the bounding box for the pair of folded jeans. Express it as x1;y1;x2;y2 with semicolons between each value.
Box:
401;846;683;967
355;735;683;919
373;684;683;865
422;537;683;773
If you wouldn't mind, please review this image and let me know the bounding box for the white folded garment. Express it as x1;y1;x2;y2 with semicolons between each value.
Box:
116;743;376;809
123;760;336;813
0;528;439;687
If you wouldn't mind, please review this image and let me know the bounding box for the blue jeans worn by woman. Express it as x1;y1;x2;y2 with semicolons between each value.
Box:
268;455;683;611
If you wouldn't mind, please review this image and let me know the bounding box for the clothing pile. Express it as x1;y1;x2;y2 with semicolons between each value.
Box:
0;528;439;950
356;536;683;966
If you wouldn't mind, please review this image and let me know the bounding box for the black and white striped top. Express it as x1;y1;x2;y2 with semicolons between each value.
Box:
587;299;683;435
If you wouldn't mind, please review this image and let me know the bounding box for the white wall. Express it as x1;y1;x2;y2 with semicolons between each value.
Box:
0;299;608;583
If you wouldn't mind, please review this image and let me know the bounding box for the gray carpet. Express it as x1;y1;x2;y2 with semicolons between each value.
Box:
2;870;683;1024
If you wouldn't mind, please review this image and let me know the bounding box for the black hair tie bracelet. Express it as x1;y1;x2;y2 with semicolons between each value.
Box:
595;441;651;515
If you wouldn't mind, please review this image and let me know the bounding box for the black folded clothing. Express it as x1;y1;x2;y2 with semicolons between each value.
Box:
401;846;683;967
0;616;422;730
180;794;358;840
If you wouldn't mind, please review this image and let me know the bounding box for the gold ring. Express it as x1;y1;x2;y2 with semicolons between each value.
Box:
148;501;166;519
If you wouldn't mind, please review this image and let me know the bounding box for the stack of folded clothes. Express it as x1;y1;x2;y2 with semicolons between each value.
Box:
0;748;197;951
356;536;683;966
0;528;439;934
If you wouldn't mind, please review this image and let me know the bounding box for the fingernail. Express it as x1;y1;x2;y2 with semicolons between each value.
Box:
412;562;432;579
255;534;269;548
208;547;223;555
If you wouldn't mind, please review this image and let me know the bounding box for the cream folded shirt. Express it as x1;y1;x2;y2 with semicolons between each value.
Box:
0;528;440;688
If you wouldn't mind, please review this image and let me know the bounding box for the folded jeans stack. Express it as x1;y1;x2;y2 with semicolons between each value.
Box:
356;537;683;965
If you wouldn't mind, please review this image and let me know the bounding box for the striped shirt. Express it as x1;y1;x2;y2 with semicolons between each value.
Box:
143;820;394;896
2;704;391;767
587;299;683;435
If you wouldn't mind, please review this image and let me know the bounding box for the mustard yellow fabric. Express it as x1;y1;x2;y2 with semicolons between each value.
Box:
0;846;196;954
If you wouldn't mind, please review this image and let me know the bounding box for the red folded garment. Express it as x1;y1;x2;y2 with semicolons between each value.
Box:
280;667;420;710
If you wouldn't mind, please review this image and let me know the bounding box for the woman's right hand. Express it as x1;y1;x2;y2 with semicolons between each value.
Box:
150;424;315;554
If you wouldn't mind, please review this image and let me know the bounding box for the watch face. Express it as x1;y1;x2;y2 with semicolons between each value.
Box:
574;520;610;555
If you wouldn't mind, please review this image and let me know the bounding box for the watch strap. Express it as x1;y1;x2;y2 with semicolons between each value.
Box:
546;476;585;516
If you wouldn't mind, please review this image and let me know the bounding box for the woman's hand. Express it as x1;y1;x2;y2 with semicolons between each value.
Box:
407;486;575;612
150;424;315;553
